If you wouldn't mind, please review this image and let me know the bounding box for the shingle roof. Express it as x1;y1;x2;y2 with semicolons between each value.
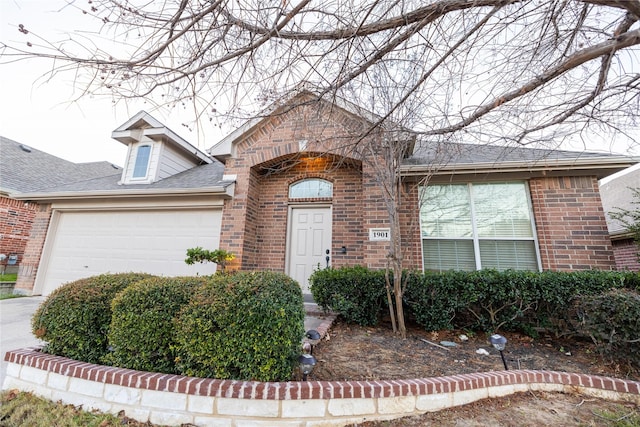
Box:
0;136;121;194
406;141;618;165
2;136;231;200
43;161;228;193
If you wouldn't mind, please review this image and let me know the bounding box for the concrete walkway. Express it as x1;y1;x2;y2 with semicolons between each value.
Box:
0;296;333;388
0;296;45;387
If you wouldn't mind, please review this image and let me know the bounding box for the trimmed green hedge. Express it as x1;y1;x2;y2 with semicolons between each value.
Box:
312;266;636;334
403;270;474;331
310;266;386;326
404;269;634;333
105;276;208;373
32;273;153;364
174;271;305;381
571;288;640;367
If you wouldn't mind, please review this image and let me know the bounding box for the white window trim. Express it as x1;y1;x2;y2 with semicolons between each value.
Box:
131;143;153;180
419;181;542;272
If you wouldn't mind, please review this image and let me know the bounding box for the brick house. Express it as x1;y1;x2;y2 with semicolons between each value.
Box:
210;92;636;285
600;166;640;271
6;92;638;296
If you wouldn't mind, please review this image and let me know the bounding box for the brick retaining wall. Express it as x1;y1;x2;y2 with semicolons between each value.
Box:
3;348;639;426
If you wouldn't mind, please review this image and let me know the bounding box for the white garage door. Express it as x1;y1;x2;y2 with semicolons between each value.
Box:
37;209;222;295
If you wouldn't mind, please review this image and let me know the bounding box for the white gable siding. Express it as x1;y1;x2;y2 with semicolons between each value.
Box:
157;143;200;180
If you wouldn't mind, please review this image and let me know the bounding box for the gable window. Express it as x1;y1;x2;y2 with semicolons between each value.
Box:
419;182;540;272
289;179;333;199
132;145;151;178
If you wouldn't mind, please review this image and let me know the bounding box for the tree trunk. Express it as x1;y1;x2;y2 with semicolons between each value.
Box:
393;261;406;339
388;190;407;338
384;266;397;333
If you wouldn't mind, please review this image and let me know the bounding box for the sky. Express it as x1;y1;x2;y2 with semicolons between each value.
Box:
1;0;228;167
1;1;639;168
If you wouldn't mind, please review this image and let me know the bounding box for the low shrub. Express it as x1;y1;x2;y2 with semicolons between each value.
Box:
622;271;640;291
571;288;640;368
535;270;629;335
310;266;386;326
32;273;152;364
404;270;471;331
174;271;305;381
405;269;632;334
459;270;542;332
105;276;208;373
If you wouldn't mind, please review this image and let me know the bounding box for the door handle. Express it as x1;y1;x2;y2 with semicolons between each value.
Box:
325;249;330;268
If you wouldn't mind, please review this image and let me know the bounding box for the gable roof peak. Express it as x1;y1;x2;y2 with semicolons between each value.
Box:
111;111;212;165
208;89;415;162
113;110;165;132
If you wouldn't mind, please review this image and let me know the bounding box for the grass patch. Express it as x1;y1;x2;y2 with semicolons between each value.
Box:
0;390;166;426
592;406;640;427
0;273;17;281
0;293;24;300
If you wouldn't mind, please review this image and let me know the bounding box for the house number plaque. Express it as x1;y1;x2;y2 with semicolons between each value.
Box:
369;228;391;241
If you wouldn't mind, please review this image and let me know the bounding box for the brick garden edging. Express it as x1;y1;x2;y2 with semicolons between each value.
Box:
4;347;639;427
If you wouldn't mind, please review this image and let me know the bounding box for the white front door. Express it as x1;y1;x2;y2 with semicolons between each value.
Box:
287;206;332;294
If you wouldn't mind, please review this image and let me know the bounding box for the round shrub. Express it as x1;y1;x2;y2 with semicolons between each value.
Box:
105;276;207;373
174;271;305;381
310;266;386;326
32;273;152;364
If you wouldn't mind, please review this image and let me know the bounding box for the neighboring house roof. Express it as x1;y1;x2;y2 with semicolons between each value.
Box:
0;136;121;196
600;166;640;238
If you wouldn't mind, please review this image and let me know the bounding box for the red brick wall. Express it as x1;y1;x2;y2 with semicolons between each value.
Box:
529;176;616;271
399;182;425;270
219;95;380;271
612;238;640;271
15;203;52;294
0;196;37;270
241;159;366;272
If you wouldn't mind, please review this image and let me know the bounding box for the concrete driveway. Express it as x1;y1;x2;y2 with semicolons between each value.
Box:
1;296;45;388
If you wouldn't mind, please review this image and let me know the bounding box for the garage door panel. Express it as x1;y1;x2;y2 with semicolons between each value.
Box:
38;209;222;295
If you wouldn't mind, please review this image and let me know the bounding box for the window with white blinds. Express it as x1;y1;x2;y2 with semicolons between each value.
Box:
420;182;540;272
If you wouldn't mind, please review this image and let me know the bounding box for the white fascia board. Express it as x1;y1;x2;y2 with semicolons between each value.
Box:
400;156;639;178
111;129;144;145
13;186;233;202
209;116;263;160
142;127;212;164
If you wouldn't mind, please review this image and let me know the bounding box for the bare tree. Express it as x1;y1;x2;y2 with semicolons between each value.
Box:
3;0;638;145
3;0;640;336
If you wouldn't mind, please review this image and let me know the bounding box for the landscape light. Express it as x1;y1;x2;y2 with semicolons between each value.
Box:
490;334;508;370
298;353;317;381
305;329;321;354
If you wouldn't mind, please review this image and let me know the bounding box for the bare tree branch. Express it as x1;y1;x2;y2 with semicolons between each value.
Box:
424;28;640;136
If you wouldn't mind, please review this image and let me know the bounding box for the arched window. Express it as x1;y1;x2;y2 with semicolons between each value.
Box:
132;145;151;178
289;179;333;199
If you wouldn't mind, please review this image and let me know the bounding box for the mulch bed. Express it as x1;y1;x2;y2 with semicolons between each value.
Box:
309;318;639;382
